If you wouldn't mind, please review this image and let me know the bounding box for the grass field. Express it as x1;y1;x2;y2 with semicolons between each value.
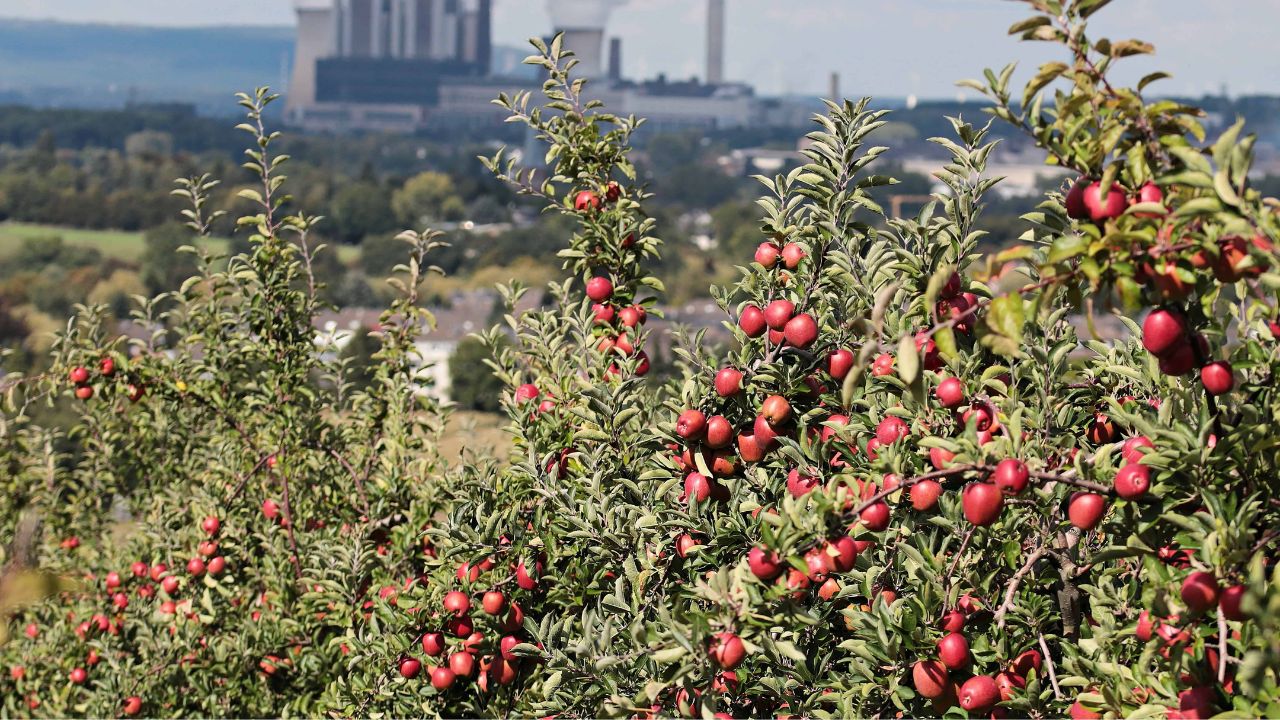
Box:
0;222;360;264
437;411;510;465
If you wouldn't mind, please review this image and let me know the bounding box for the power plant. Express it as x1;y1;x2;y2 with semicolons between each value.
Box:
286;0;780;133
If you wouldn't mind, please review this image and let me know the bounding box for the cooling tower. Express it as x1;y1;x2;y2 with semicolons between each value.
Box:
546;0;627;79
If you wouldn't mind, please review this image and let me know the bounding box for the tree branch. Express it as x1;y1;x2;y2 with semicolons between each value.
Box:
1038;633;1063;701
995;544;1049;630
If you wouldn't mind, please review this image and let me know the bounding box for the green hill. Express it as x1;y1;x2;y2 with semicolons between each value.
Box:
0;19;294;112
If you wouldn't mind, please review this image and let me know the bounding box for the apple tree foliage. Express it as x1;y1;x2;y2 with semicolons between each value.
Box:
4;1;1280;717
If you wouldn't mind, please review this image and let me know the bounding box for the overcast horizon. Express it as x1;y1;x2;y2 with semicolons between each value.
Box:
2;1;1279;100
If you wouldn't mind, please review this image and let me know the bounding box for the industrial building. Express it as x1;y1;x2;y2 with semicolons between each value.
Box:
285;0;764;133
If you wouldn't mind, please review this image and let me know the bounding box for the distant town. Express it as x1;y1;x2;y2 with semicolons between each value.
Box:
3;2;1280;406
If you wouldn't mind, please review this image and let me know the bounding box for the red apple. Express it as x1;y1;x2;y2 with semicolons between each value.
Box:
737;432;767;463
937;632;971;669
1157;340;1197;376
1121;436;1154;464
781;243;805;269
830;535;858;572
201;516;220;535
859;501;891;531
935;377;964;408
1176;686;1218;719
913;659;949;698
959;675;1000;712
1114;463;1150;499
826;348;854;380
1064;177;1090;219
929;446;955;471
754;242;780;267
764;299;795;330
940;271;963;298
515;559;540;590
675;409;707;440
938;610;965;633
618;305;645;328
1142;309;1186;356
911;480;942;511
786;468;819;498
962;483;1004;526
207;557;226;576
872;353;894;377
122;696;143;716
1069;699;1101;719
399;658;421;679
449;652;475;678
704;415;733;449
738;305;767;337
761;395;792;426
430;666;456;690
747;547;782;580
1180;571;1220;614
422;633;445;657
1131;182;1164;217
714;367;743;397
992;459;1029;495
482;591;505;615
187;557;205;577
709;632;745;670
1067;492;1107;530
1135;610;1155;641
586;276;614;303
443;590;471;617
573;190;600;212
1219;584;1248;621
875;416;908;445
1085;413;1117;444
783;313;818;348
515;383;539;403
592;303;615;325
70;667;88;684
1083;181;1127;222
684;472;712;503
995;670;1025;701
819;414;849;442
674;533;700;558
69;366;90;384
1200;361;1234;395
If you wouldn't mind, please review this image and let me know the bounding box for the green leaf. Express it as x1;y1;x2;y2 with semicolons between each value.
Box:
1047;234;1087;264
981;294;1025;357
651;647;686;664
1007;16;1051;35
897;334;919;385
934;326;958;362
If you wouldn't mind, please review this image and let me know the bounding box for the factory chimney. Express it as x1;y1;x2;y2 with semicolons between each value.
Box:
706;0;724;85
607;37;622;81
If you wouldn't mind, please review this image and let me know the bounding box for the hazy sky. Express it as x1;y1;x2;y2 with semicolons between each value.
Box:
4;0;1279;98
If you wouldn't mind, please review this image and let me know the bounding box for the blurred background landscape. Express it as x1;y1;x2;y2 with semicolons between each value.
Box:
2;0;1280;426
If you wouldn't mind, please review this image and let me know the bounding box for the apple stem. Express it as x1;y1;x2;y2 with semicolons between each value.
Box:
1037;633;1062;701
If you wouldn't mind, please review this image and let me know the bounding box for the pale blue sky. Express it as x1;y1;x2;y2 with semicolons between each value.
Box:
4;0;1278;98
